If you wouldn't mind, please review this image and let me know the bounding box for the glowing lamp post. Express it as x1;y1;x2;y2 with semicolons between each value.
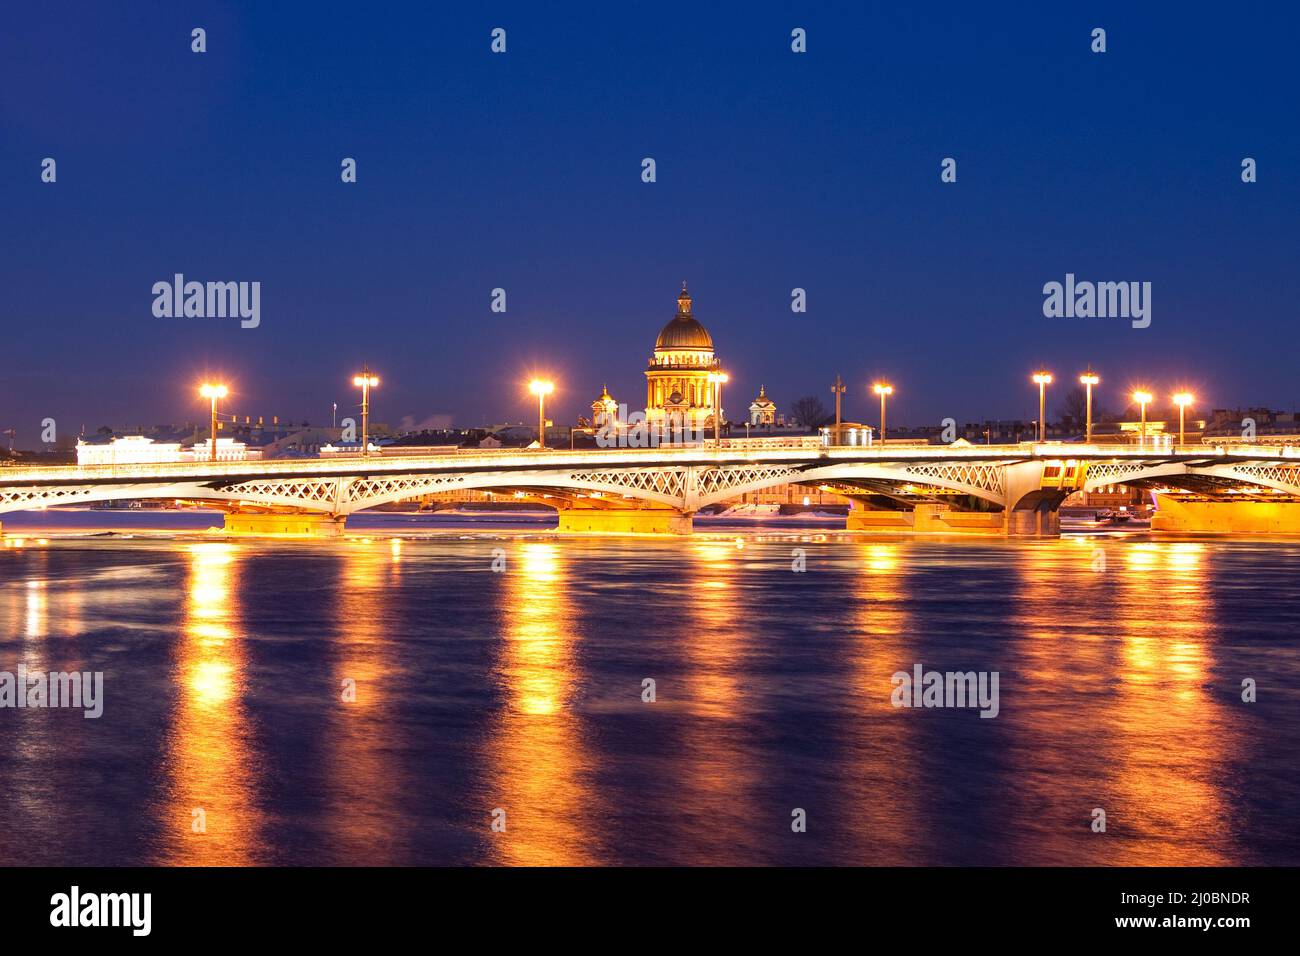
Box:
529;379;554;448
1173;392;1194;448
352;367;379;457
1132;390;1153;447
831;374;846;446
873;383;893;447
1031;371;1053;442
199;383;228;462
707;371;729;448
1079;370;1100;443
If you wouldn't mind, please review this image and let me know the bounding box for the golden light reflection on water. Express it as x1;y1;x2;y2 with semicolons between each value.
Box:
1006;538;1237;865
1;550;69;835
1108;539;1238;864
680;539;750;720
4;531;1273;866
12;547;52;648
486;541;596;865
841;540;923;862
659;537;763;863
159;542;263;864
0;557;50;653
25;580;47;642
325;538;404;859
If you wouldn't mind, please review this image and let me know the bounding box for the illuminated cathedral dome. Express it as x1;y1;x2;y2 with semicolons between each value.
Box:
645;282;721;429
654;283;713;350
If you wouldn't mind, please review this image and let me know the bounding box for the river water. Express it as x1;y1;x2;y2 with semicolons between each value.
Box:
1;513;1297;865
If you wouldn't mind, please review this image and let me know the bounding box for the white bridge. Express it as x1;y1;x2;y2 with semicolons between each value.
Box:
4;442;1300;535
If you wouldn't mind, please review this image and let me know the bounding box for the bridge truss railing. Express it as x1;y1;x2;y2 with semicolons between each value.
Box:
2;442;1299;488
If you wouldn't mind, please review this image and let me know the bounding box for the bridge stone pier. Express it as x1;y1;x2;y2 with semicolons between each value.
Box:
5;443;1300;538
1003;504;1061;537
1001;461;1070;537
222;511;347;537
845;503;1007;534
552;499;693;535
825;457;1071;537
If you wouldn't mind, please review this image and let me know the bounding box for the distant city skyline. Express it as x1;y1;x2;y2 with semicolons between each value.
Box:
3;3;1298;436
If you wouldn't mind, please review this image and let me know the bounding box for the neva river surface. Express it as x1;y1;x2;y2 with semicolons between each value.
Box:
2;513;1298;866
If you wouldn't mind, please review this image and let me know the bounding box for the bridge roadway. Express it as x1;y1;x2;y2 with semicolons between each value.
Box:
3;441;1300;535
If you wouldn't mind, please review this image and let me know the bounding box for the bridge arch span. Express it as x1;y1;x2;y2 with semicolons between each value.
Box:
1082;461;1188;493
788;461;1013;509
0;482;239;515
1200;462;1300;496
335;468;691;513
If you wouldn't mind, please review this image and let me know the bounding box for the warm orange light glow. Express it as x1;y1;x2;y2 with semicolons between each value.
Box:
529;379;555;396
199;383;228;399
1030;372;1053;441
1173;391;1194;408
161;542;263;864
1132;390;1153;405
353;374;379;387
1079;372;1100;386
872;382;894;396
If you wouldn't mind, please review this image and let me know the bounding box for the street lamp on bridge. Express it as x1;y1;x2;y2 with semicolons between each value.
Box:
198;383;228;462
1031;371;1053;442
707;371;729;448
529;379;555;448
873;382;893;447
1079;370;1100;443
352;366;379;457
1131;390;1153;447
1173;391;1195;448
830;374;846;446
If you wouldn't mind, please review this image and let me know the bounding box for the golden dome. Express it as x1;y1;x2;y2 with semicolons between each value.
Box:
655;283;713;351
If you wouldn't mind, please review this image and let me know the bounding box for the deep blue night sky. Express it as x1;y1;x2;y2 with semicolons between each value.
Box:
2;1;1297;438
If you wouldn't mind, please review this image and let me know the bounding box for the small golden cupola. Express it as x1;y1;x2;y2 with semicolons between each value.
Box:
591;384;618;427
